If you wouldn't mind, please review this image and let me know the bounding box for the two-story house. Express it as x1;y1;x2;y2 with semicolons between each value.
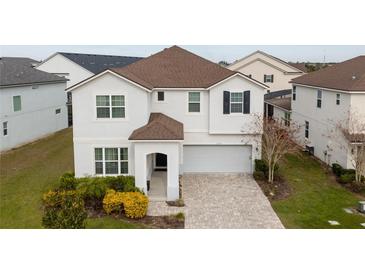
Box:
37;52;143;126
290;55;365;169
0;57;68;151
68;46;268;201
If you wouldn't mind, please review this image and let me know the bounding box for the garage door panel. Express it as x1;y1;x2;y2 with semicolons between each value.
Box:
183;145;251;173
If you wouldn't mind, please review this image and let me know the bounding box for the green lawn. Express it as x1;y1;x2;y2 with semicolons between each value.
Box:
272;153;365;229
0;128;144;229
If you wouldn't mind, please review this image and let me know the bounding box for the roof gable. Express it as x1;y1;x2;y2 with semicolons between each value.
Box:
229;50;305;73
291;56;365;92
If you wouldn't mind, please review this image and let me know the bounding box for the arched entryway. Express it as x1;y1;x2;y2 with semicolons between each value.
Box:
146;152;168;201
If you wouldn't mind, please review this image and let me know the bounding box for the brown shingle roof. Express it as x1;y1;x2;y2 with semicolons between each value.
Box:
111;46;236;89
288;62;307;73
265;97;291;111
291;56;365;91
129;113;184;140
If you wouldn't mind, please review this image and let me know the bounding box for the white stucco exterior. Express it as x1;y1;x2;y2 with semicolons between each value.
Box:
71;70;266;201
291;84;365;168
37;53;93;88
228;51;304;91
0;82;68;151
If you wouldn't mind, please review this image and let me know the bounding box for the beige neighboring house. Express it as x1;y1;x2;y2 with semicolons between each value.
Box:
228;50;305;92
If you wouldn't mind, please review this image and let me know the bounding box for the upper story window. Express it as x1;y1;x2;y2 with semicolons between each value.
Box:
305;121;309;139
55;108;61;114
230;92;243;113
157;91;165;102
188;92;200;113
317;90;322;108
264;74;274;83
336;93;341;105
13;96;21;112
292;86;296;101
3;122;8;136
283;112;291;126
94;147;128;175
96;95;125;119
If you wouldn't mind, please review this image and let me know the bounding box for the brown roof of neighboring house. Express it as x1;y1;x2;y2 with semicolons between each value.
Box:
291;56;365;91
265;97;291;111
288;62;307;73
129;113;184;140
111;46;237;89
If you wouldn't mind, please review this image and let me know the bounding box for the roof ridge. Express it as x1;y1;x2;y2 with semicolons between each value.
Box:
58;52;142;59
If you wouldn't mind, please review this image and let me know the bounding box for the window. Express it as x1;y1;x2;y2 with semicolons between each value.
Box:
96;95;125;119
13;96;21;112
264;74;274;83
305;121;309;139
3;122;8;136
94;147;128;175
293;86;296;101
157;91;165;101
336;93;341;105
317;90;322;108
284;112;291;126
55;108;61;114
188;92;200;112
230;92;243;113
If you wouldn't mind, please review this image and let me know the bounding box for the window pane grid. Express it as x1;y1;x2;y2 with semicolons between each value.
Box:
95;147;128;175
96;95;125;118
96;95;110;106
189;92;200;102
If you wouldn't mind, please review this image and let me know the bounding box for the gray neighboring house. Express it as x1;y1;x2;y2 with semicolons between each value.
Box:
37;52;143;126
0;57;68;151
264;89;292;125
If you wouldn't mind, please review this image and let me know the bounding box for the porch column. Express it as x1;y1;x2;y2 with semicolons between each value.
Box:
134;145;147;194
167;145;180;201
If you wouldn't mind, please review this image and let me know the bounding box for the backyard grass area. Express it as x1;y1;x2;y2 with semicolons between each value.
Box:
272;153;365;229
0;128;142;229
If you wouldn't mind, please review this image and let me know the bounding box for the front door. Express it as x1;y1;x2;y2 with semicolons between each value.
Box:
155;153;167;170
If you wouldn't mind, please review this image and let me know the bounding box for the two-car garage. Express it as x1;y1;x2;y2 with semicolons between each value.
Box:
182;145;252;173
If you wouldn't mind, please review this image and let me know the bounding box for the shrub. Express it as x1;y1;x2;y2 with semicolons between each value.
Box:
59;172;77;190
103;190;148;218
332;163;344;177
175;212;185;221
255;159;268;173
42;190;87;229
339;173;355;184
103;189;125;214
253;171;266;181
77;178;108;210
105;176;139;192
121;192;148;219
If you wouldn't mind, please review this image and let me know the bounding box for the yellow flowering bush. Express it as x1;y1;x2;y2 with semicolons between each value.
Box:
121;192;149;219
102;190;148;218
102;189;124;214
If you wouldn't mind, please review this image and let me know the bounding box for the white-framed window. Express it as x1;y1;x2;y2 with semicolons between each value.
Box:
157;91;165;102
3;121;8;136
55;108;61;114
336;93;341;105
292;86;297;101
264;74;274;83
230;92;243;113
94;147;128;175
305;121;309;139
188;92;200;113
96;95;125;119
317;90;322;108
283;112;291;126
13;95;21;112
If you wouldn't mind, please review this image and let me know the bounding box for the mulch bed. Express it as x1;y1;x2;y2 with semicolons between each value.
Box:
86;209;184;229
256;176;292;201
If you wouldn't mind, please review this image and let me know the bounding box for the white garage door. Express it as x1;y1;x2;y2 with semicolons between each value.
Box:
183;145;252;173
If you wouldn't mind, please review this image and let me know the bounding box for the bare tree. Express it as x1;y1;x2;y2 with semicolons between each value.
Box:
261;117;301;183
337;111;365;183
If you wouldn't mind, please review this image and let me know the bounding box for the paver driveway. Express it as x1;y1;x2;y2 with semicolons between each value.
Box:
182;173;284;229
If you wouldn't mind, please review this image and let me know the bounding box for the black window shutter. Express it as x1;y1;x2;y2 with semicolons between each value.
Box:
264;75;267;83
223;91;230;114
243;90;251;114
271;74;274;83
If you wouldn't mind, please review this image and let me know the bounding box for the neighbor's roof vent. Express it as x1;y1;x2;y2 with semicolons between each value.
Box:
352;75;357;80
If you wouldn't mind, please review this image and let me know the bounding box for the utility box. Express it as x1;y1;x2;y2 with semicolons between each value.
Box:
359;201;365;213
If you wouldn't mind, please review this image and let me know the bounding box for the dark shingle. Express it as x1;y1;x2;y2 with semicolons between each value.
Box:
58;52;143;74
0;57;66;87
